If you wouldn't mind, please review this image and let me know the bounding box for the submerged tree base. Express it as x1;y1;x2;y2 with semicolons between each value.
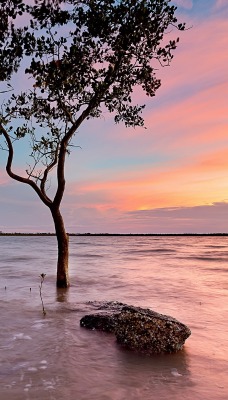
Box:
56;278;70;289
56;269;70;288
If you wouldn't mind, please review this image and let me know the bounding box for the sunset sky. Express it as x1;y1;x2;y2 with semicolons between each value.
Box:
0;0;228;233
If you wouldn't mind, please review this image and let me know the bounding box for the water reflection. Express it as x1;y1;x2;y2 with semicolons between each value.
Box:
0;235;227;400
116;347;193;390
56;287;69;303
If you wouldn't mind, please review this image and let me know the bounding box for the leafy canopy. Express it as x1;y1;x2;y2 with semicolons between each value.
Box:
0;0;185;200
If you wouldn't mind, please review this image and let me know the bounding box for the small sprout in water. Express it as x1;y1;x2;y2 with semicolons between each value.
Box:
39;273;46;316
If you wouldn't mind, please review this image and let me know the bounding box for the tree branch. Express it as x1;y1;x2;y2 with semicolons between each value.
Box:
40;144;59;197
52;55;123;208
0;123;52;208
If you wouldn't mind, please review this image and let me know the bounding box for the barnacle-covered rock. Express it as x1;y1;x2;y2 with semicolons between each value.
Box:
80;301;125;332
116;305;191;354
80;301;191;355
80;313;118;332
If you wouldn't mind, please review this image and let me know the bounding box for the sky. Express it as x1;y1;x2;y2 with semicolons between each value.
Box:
0;0;228;234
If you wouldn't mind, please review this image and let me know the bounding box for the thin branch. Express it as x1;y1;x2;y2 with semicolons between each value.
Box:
0;123;52;208
26;161;42;180
0;89;13;94
57;95;75;124
40;144;59;196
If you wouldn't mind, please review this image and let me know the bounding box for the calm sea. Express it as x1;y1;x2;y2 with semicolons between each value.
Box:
0;235;227;400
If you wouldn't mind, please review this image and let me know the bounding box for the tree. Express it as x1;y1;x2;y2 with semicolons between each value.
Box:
0;0;185;288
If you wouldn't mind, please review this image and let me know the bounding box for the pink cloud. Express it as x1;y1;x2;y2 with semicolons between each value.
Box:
60;201;228;234
213;0;228;11
121;201;228;234
0;172;10;185
89;17;227;158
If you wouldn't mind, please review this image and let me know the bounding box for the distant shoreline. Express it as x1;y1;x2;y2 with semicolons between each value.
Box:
1;233;228;237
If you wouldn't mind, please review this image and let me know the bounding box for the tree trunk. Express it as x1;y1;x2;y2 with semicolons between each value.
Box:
51;206;69;288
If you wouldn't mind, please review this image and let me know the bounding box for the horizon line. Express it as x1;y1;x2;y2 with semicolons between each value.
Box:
1;232;228;237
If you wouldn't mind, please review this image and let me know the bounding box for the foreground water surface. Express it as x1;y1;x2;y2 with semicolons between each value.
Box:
0;235;227;400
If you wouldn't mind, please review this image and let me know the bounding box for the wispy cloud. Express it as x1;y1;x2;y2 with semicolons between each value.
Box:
59;201;228;234
213;0;228;11
122;202;228;234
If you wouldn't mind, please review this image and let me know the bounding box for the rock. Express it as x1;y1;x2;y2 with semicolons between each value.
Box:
80;301;125;332
116;305;191;354
80;313;118;333
80;302;191;355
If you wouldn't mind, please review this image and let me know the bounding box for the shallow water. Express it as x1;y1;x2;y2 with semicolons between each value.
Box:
0;235;227;400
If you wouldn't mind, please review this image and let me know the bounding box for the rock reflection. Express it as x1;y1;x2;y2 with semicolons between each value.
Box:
116;347;193;397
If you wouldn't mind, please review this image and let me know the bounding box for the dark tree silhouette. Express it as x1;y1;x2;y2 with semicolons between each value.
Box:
0;0;185;287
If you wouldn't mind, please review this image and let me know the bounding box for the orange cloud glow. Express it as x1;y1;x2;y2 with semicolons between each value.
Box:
64;144;228;218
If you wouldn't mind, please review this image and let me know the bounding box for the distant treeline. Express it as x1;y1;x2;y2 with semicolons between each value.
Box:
1;232;228;237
